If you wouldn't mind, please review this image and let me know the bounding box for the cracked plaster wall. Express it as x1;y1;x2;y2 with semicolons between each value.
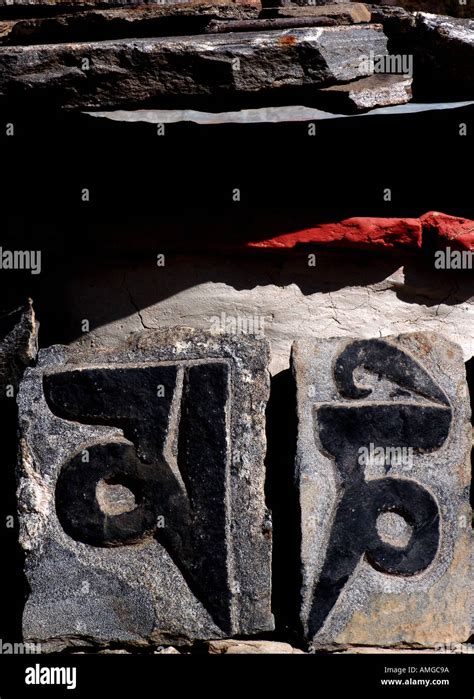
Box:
53;252;474;376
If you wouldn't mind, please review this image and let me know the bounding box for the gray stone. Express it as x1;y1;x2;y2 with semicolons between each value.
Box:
292;332;472;649
370;8;474;99
0;299;38;395
317;74;412;112
0;24;388;109
411;13;474;99
17;327;273;650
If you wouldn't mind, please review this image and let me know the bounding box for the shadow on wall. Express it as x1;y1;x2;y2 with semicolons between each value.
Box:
466;357;474;512
264;369;301;640
2;247;474;352
1;107;473;348
0;397;27;642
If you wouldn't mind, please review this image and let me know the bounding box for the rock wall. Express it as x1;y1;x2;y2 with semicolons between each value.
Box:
0;0;472;668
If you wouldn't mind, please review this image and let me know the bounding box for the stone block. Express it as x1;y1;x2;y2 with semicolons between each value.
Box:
17;327;273;650
0;24;388;109
292;333;472;649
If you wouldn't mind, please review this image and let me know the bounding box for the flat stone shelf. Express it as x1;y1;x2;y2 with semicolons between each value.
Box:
0;4;472;111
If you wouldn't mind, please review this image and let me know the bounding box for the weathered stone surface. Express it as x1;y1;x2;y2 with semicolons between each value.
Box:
0;24;388;109
17;328;273;650
370;0;471;21
317;74;412;112
0;299;38;394
207;639;304;653
410;13;474;99
0;4;261;45
207;14;367;32
292;333;471;649
262;3;371;22
372;9;474;99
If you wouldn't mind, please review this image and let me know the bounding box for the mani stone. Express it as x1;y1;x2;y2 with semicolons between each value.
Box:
292;333;472;650
17;328;273;650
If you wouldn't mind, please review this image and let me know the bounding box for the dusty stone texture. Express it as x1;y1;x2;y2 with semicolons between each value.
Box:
317;74;412;112
0;299;38;394
292;332;472;649
208;639;304;653
17;328;273;651
63;255;474;376
0;24;388;109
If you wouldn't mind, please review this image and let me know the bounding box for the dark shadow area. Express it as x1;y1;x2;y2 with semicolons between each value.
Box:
0;398;28;642
1;105;473;216
0;106;472;349
466;357;474;512
264;369;301;641
0;12;232;44
1;250;472;351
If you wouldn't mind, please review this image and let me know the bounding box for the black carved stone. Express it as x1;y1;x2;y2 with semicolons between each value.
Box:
17;329;272;649
292;333;472;648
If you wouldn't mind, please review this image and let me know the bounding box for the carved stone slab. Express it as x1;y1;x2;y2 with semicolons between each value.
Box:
17;328;273;650
292;333;472;649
